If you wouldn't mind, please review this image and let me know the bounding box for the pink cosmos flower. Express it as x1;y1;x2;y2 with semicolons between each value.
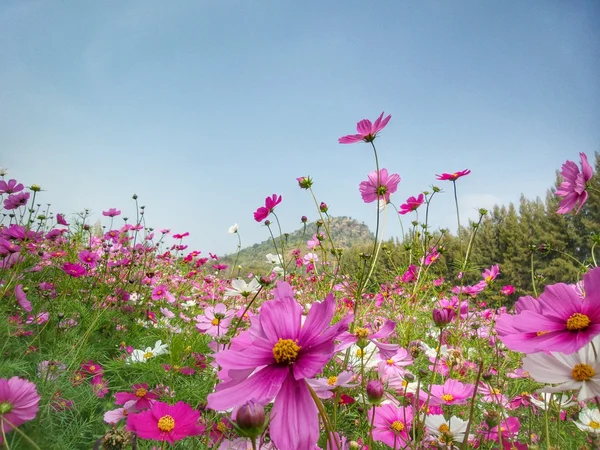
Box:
496;267;600;354
126;401;204;443
482;264;499;283
0;377;40;437
555;152;593;214
501;285;515;295
359;168;401;204
104;401;136;424
56;214;69;226
436;169;471;181
377;348;413;382
338;112;391;144
78;249;99;267
3;192;30;210
0;179;24;194
427;378;475;406
371;404;413;447
151;284;169;301
336;320;398;360
307;371;357;399
102;208;121;217
480;416;521;443
115;384;158;410
398;194;424;215
253;194;282;222
62;262;87;278
207;282;350;450
14;284;32;312
423;247;441;266
195;303;234;337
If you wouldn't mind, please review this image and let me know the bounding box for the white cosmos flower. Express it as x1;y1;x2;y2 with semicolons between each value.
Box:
529;393;577;411
224;278;260;298
574;408;600;434
342;342;379;369
523;336;600;402
265;253;283;265
180;300;197;309
126;340;169;364
425;415;468;446
228;223;239;234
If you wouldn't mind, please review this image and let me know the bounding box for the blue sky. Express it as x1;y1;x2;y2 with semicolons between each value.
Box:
1;0;599;256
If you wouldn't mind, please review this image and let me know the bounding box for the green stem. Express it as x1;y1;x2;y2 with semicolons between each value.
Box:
452;180;463;259
461;360;484;450
530;252;539;297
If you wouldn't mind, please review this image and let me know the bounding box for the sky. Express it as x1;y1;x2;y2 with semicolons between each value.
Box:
1;0;599;256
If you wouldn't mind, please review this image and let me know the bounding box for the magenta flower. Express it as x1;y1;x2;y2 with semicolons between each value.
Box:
482;264;500;284
102;208;121;217
56;213;69;226
496;267;600;354
0;377;40;437
78;249;99;267
126;401;204;443
359;168;401;204
115;384;158;410
14;284;32;312
62;262;87;278
254;194;282;222
3;192;30;210
423;247;441;266
0;179;24;194
338;112;391;144
398;194;424;215
555;152;594;214
501;285;515;295
207;282;350;450
436;169;471;181
371;404;413;447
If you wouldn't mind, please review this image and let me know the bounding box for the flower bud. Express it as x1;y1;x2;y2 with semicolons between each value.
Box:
296;176;313;189
301;215;308;223
235;400;266;438
319;202;328;213
366;380;384;404
264;220;271;226
30;184;41;192
432;308;455;328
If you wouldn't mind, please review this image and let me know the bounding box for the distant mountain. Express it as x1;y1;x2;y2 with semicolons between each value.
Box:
222;216;374;271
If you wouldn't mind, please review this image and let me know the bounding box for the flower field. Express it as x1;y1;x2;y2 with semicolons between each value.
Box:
1;113;599;450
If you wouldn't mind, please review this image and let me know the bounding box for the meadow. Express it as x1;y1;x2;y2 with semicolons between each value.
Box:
1;113;598;450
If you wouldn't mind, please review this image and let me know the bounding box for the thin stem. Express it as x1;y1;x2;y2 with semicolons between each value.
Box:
461;360;484;450
452;180;463;259
530;252;538;297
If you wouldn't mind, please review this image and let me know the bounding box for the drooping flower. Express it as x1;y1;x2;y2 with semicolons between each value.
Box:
336;320;398;360
3;192;30;210
207;282;350;450
126;401;204;443
254;194;282;222
522;335;600;402
228;223;239;234
14;284;32;312
555;152;593;214
371;404;413;447
0;377;40;437
359;168;401;204
496;267;600;354
338;112;391;144
436;169;471;181
56;213;69;226
0;179;24;194
398;194;424;215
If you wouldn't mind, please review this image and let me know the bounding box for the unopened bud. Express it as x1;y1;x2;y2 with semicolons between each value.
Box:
366;380;384;404
235;400;266;438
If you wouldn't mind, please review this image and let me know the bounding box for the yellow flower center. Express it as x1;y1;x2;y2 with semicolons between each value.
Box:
590;421;600;429
143;351;154;359
520;391;530;397
354;327;370;339
157;415;175;432
217;421;227;433
491;388;501;395
386;358;395;365
356;349;364;358
441;394;454;402
135;388;147;398
211;318;220;326
566;313;591;331
572;363;595;381
391;421;405;433
327;376;338;386
89;365;96;372
272;338;301;364
438;423;450;433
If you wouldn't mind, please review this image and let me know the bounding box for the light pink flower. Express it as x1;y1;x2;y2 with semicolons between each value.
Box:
359;168;401;204
371;404;413;447
0;377;40;436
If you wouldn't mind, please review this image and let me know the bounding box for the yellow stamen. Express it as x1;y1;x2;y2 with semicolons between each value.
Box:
327;376;338;386
572;363;595;381
438;423;450;433
135;388;147;398
566;313;591;331
390;421;405;433
211;318;220;326
590;421;600;429
157;415;175;432
536;331;550;336
143;351;154;359
216;421;227;433
441;394;454;402
386;358;395;365
272;338;301;364
354;327;370;339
